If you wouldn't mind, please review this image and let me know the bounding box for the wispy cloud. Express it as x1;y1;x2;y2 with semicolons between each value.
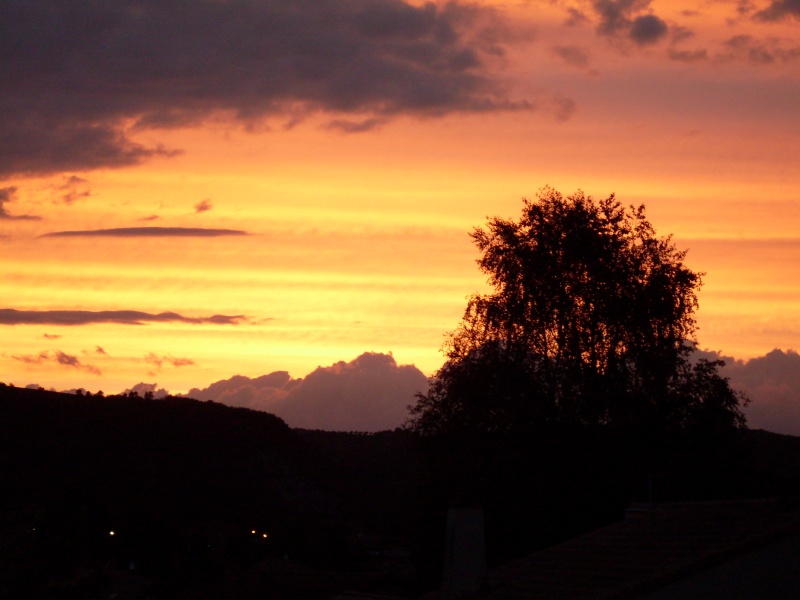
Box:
0;309;249;326
56;175;91;205
325;118;386;133
40;227;247;237
144;353;196;369
194;199;213;213
12;350;101;376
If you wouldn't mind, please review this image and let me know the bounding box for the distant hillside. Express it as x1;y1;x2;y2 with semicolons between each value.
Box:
0;384;423;599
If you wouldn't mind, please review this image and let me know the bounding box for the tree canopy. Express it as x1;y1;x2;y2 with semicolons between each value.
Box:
410;188;746;438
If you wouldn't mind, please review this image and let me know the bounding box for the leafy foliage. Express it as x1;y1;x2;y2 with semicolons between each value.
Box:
410;187;746;437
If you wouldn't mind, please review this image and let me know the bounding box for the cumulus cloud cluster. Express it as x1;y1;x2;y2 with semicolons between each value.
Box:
112;348;799;435
698;348;800;436
185;352;428;432
184;348;800;434
0;308;247;326
0;0;530;178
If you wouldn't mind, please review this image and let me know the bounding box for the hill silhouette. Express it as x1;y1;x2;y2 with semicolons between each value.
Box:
3;383;800;599
0;384;423;599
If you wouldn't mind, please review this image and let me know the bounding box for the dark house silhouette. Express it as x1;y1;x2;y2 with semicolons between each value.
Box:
478;497;800;599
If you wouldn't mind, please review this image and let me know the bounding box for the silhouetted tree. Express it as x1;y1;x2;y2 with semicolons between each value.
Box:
410;188;746;437
407;188;750;566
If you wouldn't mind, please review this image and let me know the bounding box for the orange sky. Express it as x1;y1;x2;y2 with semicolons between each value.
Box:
1;0;799;394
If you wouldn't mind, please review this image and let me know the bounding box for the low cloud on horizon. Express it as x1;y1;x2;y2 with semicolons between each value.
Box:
179;348;800;435
184;352;428;432
11;346;798;435
697;348;800;436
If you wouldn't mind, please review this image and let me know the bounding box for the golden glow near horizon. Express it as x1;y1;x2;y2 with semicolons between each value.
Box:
2;0;799;394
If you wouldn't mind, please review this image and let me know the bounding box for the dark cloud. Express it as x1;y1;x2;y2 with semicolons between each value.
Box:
40;227;247;237
0;308;247;326
43;333;61;340
552;45;591;68
186;352;428;432
194;199;213;213
0;186;41;220
629;14;668;45
11;349;101;376
697;348;800;436
593;0;637;36
138;215;160;222
591;0;668;46
754;0;800;21
144;353;195;369
0;0;534;178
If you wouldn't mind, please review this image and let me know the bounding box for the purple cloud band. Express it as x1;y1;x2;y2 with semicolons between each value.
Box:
0;309;248;326
41;227;247;238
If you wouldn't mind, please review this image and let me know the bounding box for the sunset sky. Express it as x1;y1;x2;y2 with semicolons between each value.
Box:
2;0;799;396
